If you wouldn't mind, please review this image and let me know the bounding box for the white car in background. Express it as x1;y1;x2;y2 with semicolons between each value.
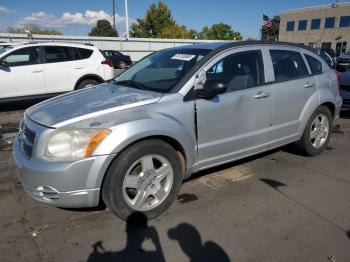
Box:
0;42;115;103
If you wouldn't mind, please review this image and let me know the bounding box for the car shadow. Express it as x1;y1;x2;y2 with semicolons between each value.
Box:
86;212;230;262
189;148;280;181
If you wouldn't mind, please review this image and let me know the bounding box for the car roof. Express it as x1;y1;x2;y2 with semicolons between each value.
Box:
5;41;95;49
175;40;318;53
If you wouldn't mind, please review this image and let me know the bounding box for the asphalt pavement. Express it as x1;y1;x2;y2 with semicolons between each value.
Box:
1;104;350;262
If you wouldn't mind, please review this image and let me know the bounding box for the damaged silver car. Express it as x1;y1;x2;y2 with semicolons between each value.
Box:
13;41;342;220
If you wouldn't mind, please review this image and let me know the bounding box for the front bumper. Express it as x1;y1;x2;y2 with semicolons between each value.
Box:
13;137;116;208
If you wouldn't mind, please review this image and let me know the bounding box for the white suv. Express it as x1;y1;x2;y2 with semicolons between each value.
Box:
0;42;115;102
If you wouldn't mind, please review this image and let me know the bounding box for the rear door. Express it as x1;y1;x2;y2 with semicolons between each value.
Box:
195;47;272;168
267;48;318;147
43;46;83;93
0;46;45;99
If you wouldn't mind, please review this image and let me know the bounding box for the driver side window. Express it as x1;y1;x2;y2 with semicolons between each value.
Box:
3;47;41;67
206;50;265;93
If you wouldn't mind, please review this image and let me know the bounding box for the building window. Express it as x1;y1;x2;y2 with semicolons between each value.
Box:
309;43;316;48
286;21;295;31
298;20;307;31
324;17;335;28
321;42;332;50
311;19;321;29
339;16;350;28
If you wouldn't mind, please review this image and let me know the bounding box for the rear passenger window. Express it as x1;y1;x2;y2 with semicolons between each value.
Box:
270;50;308;81
305;54;322;74
78;48;93;59
45;46;79;63
206;50;265;92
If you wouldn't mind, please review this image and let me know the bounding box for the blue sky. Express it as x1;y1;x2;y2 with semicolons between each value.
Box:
0;0;348;38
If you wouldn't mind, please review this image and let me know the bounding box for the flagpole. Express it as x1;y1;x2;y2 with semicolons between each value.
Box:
125;0;129;38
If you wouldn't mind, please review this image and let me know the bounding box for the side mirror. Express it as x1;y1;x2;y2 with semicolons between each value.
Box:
195;79;227;99
0;60;9;68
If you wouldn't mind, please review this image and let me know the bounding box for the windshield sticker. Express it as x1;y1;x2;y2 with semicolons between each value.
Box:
171;54;196;61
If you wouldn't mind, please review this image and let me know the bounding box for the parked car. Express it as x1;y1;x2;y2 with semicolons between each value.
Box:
339;70;350;110
101;50;132;69
317;49;336;69
0;42;115;103
0;42;17;50
13;41;342;220
336;50;350;72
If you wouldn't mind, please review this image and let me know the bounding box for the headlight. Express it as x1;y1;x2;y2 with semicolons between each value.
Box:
44;129;111;161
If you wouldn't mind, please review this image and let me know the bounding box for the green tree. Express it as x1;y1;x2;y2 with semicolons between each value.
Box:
159;24;190;39
89;19;118;37
199;23;242;40
7;25;62;35
261;16;280;41
189;29;200;39
130;1;175;38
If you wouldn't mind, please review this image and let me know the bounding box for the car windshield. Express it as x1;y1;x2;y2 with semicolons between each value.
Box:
0;46;13;55
114;48;211;93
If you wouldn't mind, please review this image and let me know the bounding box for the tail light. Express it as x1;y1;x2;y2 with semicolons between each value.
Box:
334;70;340;89
101;60;113;67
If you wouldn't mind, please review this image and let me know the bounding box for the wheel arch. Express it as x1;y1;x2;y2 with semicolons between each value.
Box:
74;74;105;90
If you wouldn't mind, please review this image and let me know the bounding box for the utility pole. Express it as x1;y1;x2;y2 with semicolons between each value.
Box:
125;0;129;38
112;0;116;31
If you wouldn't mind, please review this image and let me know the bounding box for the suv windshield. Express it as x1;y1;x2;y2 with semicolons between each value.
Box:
114;48;210;93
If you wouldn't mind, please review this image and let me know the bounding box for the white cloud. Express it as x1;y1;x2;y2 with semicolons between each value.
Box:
18;10;135;32
0;6;13;13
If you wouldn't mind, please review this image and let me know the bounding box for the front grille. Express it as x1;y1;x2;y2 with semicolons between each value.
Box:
20;124;36;159
24;126;36;144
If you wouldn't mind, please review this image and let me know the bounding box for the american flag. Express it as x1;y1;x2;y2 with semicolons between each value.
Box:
262;15;273;28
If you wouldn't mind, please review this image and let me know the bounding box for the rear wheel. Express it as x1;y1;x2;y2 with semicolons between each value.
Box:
118;61;127;69
102;140;183;220
296;106;332;156
76;79;99;90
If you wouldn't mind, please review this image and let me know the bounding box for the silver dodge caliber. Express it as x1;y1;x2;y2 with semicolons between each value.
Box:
13;41;342;220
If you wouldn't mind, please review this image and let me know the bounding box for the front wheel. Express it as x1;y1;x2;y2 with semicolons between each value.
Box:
296;106;332;156
102;140;183;220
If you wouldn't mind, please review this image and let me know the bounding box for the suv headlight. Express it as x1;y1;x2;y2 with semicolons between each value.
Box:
44;129;111;161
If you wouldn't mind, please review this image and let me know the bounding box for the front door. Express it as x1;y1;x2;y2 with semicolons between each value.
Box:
195;49;272;169
0;46;45;99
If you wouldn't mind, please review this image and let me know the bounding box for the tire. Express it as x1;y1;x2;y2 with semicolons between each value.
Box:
76;79;99;90
296;106;333;156
102;139;183;221
118;61;126;69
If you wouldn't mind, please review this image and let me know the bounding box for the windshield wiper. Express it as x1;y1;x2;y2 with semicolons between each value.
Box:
113;80;148;90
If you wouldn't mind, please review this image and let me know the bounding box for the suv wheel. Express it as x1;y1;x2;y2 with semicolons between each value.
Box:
102;140;183;220
118;61;126;69
76;79;99;90
297;106;332;156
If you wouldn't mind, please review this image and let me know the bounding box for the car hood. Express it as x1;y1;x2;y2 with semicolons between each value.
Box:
26;83;162;128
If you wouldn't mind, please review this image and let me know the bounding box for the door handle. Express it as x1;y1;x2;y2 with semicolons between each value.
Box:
254;91;271;99
304;82;315;88
31;69;42;73
74;66;84;69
